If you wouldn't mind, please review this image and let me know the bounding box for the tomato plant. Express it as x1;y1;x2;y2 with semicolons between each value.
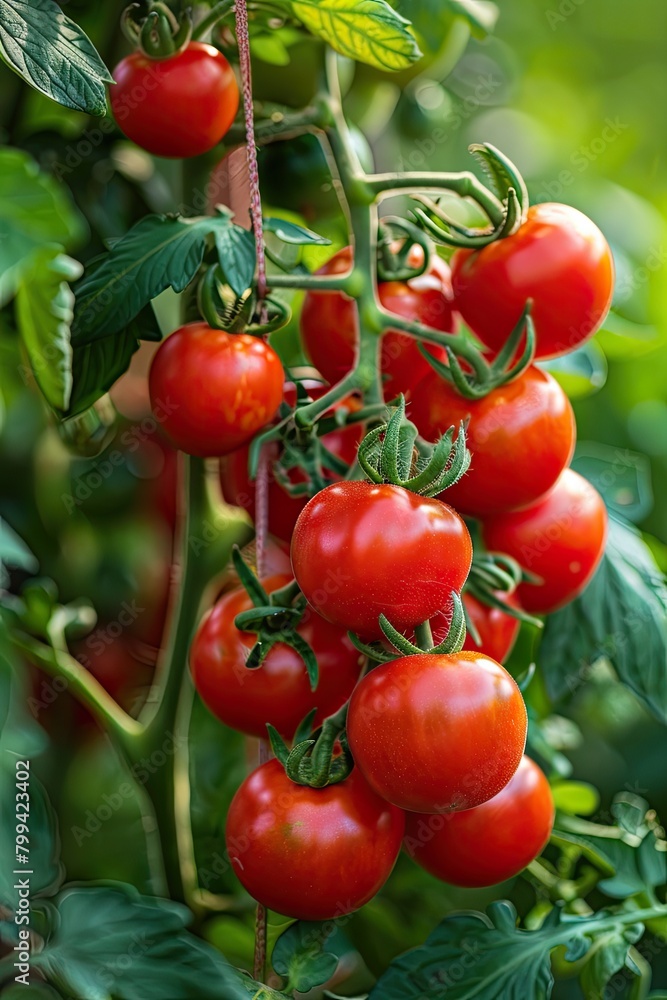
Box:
347;651;527;812
482;467;608;614
225;759;405;920
190;574;362;738
111;42;239;158
300;246;456;398
148;323;284;457
404;756;554;886
291;481;472;638
451;203;615;359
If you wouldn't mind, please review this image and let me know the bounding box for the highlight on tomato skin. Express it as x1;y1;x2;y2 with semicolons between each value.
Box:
450;202;615;361
347;651;528;814
189;574;363;739
403;756;555;888
481;467;608;615
224;758;406;921
410;365;577;517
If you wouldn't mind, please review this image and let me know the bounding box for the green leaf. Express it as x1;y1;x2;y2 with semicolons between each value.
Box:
72;213;240;345
264;217;332;246
214;222;256;297
0;148;84;305
539;517;667;723
0;518;38;587
272;921;338;993
32;885;253;1000
0;0;112;115
551;781;600;817
579;924;644;998
570;444;653;523
0;757;63;910
287;0;421;71
16;247;82;412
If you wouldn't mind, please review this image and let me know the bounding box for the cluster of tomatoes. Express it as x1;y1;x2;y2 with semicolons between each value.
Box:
145;196;614;920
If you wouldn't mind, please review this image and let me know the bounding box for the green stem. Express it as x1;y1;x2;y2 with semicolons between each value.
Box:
367;171;505;226
415;621;434;651
225;105;326;145
191;0;235;40
375;310;491;381
267;272;354;292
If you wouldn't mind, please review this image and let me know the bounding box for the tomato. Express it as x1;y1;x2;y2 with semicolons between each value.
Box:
404;756;554;886
461;591;521;663
110;43;239;158
410;366;576;516
482;468;608;615
291;482;472;639
190;574;363;738
148;324;283;457
451;203;614;360
225;759;405;919
300;247;456;399
348;651;526;813
219;390;362;542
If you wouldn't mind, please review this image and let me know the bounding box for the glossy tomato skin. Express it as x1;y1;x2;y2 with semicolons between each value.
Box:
404;756;554;886
110;43;239;158
148;324;283;457
190;575;362;738
225;759;405;919
300;247;456;398
291;482;473;639
482;468;608;615
451;203;614;360
219;392;362;543
347;652;527;813
410;367;576;516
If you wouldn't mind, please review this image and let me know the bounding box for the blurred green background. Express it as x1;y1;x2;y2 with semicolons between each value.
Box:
2;1;667;996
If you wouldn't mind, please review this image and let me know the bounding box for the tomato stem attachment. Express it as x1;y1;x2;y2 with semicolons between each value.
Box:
467;552;543;628
269;703;354;788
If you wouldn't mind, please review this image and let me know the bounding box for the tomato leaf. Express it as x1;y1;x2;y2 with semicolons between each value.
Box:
72;213;244;346
571;443;653;523
0;0;112;115
214;223;256;297
286;0;421;71
369;900;655;1000
15;247;82;412
31;885;255;999
0;148;84;306
272;921;338;992
264;217;332;246
539;517;667;723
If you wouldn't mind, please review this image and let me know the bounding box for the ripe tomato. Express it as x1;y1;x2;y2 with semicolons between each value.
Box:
347;651;527;813
404;756;554;886
219;390;362;543
148;324;283;457
225;759;405;919
190;574;363;738
482;468;608;615
451;203;614;360
291;482;472;639
461;591;521;663
300;247;456;399
410;367;576;516
110;43;239;158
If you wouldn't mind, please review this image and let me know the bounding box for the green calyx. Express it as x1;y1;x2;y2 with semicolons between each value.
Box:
420;302;536;400
231;548;320;690
411;143;529;250
348;590;467;662
121;3;193;59
376;217;432;282
466;551;543;629
357;396;470;497
268;703;353;788
197;266;291;335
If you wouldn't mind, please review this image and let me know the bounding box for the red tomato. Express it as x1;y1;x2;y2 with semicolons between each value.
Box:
225;759;405;919
190;574;363;738
410;366;576;516
219;392;362;543
148;324;283;457
347;651;527;813
291;482;472;639
404;756;554;886
110;43;239;158
451;203;614;360
482;468;608;614
300;247;456;398
461;591;521;663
